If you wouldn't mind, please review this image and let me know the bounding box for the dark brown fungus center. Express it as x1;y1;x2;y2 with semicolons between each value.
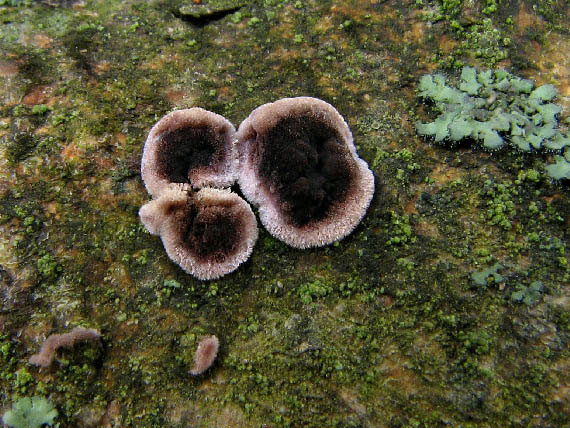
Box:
256;115;355;227
156;126;223;184
236;97;374;248
179;202;242;263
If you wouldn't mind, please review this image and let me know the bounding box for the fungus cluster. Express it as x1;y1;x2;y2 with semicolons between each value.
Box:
140;108;255;280
140;98;374;279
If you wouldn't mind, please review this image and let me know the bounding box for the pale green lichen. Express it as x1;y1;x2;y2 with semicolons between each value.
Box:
416;66;570;180
510;281;544;305
471;262;504;287
2;396;57;428
545;155;570;180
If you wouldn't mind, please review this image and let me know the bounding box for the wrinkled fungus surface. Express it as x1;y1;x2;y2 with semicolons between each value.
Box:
139;186;257;280
258;115;353;225
237;97;374;248
141;108;237;196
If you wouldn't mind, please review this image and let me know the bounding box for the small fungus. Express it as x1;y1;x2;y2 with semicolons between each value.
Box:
139;186;258;280
29;327;101;368
236;97;374;248
141;108;238;197
190;335;219;376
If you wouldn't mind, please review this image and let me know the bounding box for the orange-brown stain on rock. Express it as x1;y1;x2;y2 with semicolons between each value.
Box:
101;401;122;428
22;86;53;106
403;196;418;215
115;132;127;145
415;220;440;239
164;88;187;105
94;61;111;75
43;201;60;220
0;61;19;77
534;33;570;99
32;34;53;49
516;3;545;36
429;165;461;184
61;143;82;162
379;353;421;396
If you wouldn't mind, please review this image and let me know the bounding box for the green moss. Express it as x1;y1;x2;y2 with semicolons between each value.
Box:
386;211;415;247
36;253;61;282
441;0;462;16
14;368;34;394
459;329;493;355
297;278;333;304
480;180;516;230
5;133;40;164
0;337;10;361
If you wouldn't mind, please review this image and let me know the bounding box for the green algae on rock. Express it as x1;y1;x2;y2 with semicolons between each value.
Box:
415;66;570;180
0;1;569;427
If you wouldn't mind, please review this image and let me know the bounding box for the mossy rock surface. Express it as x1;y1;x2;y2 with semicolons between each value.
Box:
0;1;569;427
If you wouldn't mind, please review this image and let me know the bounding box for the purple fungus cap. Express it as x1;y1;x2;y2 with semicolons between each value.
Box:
139;185;258;280
141;108;238;197
236;97;374;248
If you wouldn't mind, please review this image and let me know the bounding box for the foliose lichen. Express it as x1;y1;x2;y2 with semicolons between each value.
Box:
510;281;544;305
2;396;57;428
471;262;504;288
415;66;570;180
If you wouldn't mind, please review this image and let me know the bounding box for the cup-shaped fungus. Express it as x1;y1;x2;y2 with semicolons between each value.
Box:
141;108;238;197
236;97;374;248
139;185;258;280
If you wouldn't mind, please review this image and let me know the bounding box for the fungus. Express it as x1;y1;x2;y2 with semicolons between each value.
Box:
29;327;101;368
139;185;258;280
141;108;238;197
236;97;374;248
190;335;219;376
